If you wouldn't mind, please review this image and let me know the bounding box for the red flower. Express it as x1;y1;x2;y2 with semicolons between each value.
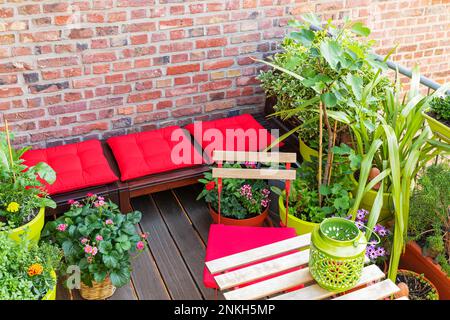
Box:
205;181;216;191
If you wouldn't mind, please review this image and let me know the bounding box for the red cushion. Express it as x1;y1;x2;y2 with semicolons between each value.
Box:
21;140;118;195
204;224;298;289
184;114;283;160
107;126;204;181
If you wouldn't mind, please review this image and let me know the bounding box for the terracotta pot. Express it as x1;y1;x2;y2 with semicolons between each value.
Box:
396;269;439;300
400;241;450;300
208;204;269;227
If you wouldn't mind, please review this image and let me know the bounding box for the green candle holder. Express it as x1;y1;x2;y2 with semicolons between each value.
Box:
309;217;372;293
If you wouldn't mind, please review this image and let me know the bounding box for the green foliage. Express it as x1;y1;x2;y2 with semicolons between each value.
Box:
409;164;449;276
337;66;450;281
429;95;450;122
197;164;271;219
0;233;61;300
272;144;359;223
0;132;56;228
42;195;146;288
258;15;391;149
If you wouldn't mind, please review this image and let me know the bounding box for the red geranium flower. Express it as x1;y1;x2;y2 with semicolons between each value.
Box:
205;181;216;191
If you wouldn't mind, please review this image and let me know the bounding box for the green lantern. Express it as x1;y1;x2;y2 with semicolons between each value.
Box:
309;217;375;293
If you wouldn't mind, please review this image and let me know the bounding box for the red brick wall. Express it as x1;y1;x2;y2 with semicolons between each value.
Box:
0;0;448;147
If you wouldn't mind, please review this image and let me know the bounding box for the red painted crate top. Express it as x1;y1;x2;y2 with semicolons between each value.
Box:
107;125;203;182
204;224;298;289
21;140;118;195
184;114;283;154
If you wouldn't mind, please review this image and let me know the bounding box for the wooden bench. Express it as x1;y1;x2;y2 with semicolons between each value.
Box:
206;233;402;300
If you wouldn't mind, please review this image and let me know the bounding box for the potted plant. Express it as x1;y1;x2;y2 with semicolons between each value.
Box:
330;68;450;282
400;163;450;299
395;270;439;300
0;232;61;300
42;194;147;300
272;144;357;234
422;95;450;143
258;14;391;163
197;163;271;227
0;130;56;242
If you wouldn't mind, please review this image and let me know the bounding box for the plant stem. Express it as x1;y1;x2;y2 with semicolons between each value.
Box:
318;101;323;206
321;104;334;186
4;119;15;182
327;121;338;185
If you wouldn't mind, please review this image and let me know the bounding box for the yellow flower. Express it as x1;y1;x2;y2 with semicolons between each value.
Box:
6;202;20;213
28;263;44;277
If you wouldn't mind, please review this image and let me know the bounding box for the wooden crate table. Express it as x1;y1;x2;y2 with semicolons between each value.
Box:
205;233;402;300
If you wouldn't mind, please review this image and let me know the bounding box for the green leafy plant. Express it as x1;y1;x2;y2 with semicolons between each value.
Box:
428;95;450;125
272;144;359;223
0;233;61;300
0;132;56;229
42;194;147;288
257;14;391;206
197;163;271;219
330;67;450;281
409;164;449;276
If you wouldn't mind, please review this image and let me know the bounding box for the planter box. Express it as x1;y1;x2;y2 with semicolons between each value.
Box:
400;241;450;300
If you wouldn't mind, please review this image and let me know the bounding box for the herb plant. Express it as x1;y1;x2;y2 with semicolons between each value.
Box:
197;163;271;219
409;164;449;276
428;95;450;125
0;132;56;229
42;194;147;288
0;233;61;300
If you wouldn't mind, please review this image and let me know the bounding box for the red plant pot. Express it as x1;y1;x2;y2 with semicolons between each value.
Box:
400;241;450;300
208;204;269;227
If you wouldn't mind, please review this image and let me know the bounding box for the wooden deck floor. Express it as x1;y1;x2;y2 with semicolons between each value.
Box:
57;184;280;300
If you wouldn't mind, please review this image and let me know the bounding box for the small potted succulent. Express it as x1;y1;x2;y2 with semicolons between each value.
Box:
272;144;356;234
422;95;450;143
42;194;147;300
0;232;61;300
400;164;450;299
197;163;271;227
0;131;56;242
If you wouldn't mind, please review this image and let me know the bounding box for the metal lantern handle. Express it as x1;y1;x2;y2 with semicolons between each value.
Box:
354;224;381;247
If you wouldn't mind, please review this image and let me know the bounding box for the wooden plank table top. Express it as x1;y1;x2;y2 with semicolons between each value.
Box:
205;233;401;300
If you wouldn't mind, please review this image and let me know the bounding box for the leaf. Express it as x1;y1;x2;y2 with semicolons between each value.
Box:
102;254;118;269
110;269;130;288
62;240;77;257
319;184;331;196
31;162;56;184
334;197;350;210
301;13;321;26
346;74;363;101
93;271;107;283
290;29;315;47
320;40;342;70
321;92;337;108
351;22;371;37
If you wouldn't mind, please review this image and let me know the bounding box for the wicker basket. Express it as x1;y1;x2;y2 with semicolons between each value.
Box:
80;277;116;300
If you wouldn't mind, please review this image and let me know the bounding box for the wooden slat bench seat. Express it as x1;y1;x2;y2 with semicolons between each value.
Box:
206;233;401;300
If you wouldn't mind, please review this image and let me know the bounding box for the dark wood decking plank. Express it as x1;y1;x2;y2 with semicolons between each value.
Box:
132;195;202;300
152;190;220;300
56;280;72;300
172;184;212;244
129;226;171;300
108;281;138;300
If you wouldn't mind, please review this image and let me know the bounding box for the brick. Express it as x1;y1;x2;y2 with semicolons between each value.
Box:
73;77;103;88
4;109;45;122
0;88;23;98
0;75;18;85
200;80;232;91
160;18;193;30
29;82;69;94
38;57;78;68
205;100;234;112
166;85;198;97
43;3;69;13
72;122;109;135
108;11;127;22
122;22;156;33
196;38;227;49
18;5;40;15
167;63;200;75
82;52;116;64
127;91;161;103
0;34;15;45
68;28;93;39
204;59;234;71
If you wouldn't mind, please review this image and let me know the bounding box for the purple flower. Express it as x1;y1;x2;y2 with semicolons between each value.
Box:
261;199;269;208
376;247;386;257
356;209;368;221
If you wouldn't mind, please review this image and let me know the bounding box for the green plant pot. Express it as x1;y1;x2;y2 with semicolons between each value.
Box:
278;195;318;235
7;207;45;243
42;270;57;300
299;138;318;163
349;174;393;223
422;111;450;143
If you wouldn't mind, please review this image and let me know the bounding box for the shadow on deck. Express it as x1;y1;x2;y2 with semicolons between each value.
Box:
57;184;280;300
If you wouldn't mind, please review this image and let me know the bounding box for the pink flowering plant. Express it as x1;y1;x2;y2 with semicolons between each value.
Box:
42;194;146;288
197;163;270;219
